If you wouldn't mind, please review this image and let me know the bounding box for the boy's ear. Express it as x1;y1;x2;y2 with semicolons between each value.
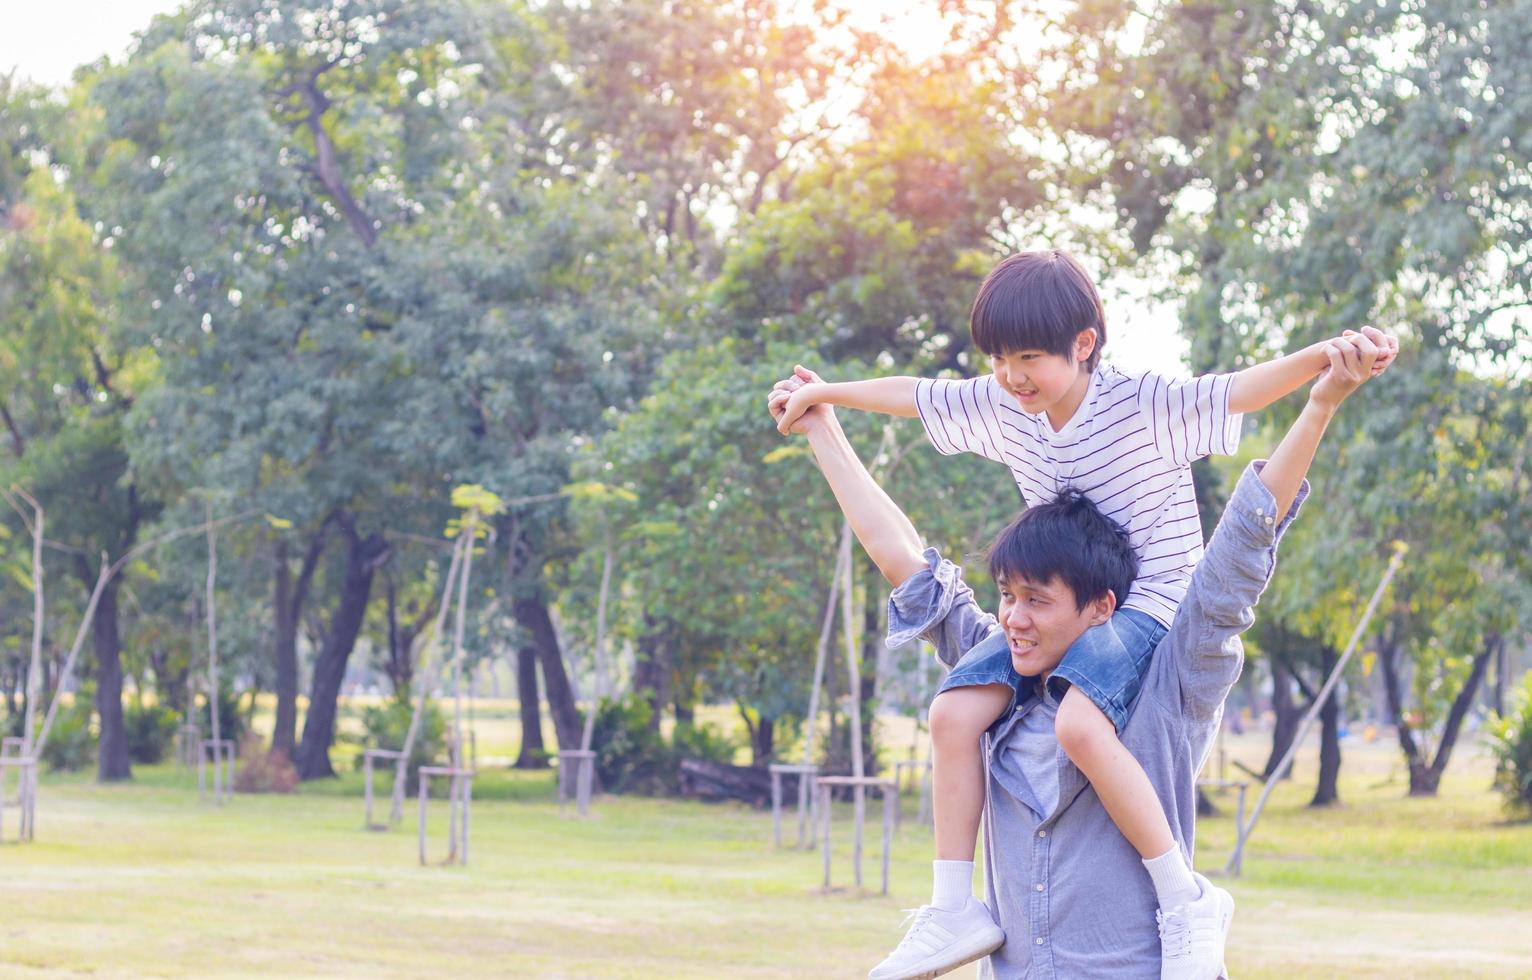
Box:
1074;328;1098;363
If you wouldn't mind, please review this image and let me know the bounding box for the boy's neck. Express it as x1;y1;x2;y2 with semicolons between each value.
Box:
1045;369;1093;432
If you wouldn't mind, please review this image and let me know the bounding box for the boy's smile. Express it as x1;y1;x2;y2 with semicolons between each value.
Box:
989;329;1097;431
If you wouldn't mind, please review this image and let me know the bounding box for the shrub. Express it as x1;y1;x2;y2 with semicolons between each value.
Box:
235;738;298;793
356;696;445;795
1488;672;1532;818
41;698;96;773
191;687;247;746
591;694;673;795
671;720;740;766
125;702;180;764
588;695;740;796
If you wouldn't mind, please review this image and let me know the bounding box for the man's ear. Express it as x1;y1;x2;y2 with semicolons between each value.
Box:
1074;328;1098;363
1089;590;1117;626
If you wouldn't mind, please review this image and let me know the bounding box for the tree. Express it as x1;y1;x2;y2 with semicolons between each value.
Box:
0;77;155;781
1046;0;1532;795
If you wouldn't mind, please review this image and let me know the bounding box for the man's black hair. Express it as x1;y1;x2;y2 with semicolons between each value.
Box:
986;489;1137;610
970;249;1106;371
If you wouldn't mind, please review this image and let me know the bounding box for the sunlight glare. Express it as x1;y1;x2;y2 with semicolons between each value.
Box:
828;0;955;63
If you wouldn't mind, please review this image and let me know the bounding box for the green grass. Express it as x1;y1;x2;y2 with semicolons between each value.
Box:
3;721;1530;977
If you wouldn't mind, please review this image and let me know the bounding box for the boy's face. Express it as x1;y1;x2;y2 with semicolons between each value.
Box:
995;572;1113;677
988;328;1096;418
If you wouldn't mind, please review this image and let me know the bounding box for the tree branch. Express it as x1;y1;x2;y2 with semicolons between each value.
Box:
290;62;377;247
0;402;24;457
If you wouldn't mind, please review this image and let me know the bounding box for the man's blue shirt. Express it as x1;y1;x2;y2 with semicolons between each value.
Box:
888;463;1308;978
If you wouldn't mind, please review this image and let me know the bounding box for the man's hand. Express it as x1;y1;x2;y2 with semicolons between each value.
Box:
1310;331;1380;410
768;365;830;435
1342;326;1398;376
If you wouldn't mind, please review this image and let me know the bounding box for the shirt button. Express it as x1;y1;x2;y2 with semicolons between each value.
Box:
1036;883;1045;892
1254;508;1263;516
1265;516;1275;525
1037;830;1047;838
1035;937;1044;945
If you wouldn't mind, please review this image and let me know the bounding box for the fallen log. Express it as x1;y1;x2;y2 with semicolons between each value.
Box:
677;758;795;807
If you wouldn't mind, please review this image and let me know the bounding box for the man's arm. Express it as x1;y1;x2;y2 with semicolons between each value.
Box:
774;373;919;434
1162;333;1382;719
770;384;1000;665
1227;326;1397;415
769;386;927;588
1257;333;1379;511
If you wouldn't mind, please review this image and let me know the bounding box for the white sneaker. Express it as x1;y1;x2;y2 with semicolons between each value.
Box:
868;896;1005;980
1157;872;1234;980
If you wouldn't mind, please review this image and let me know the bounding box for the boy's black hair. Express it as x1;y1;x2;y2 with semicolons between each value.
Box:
970;249;1105;371
986;489;1137;611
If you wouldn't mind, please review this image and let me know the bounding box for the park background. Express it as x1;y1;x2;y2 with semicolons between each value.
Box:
1;0;1530;976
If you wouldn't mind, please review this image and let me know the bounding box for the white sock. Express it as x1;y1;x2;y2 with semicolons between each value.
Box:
1142;845;1200;908
931;860;974;911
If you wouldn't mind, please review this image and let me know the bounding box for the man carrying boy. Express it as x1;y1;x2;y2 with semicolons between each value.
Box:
773;250;1395;980
770;329;1383;977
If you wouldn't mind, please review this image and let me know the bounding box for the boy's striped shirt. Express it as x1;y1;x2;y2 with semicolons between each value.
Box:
914;364;1241;627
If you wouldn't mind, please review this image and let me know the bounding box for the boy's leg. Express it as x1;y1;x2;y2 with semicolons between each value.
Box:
1054;687;1178;863
869;682;1010;980
929;683;1013;863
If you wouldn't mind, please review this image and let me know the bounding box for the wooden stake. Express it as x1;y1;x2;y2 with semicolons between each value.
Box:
1224;545;1406;875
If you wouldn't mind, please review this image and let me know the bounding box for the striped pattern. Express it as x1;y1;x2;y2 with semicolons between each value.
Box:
914;365;1241;627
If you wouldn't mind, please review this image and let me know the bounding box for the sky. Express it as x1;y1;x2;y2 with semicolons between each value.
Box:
0;0;182;88
0;0;1191;376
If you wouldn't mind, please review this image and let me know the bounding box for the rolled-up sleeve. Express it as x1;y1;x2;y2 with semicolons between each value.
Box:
1158;462;1309;720
887;547;999;669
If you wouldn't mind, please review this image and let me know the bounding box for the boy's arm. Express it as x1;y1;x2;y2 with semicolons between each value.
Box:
769;387;928;588
774;373;919;434
1161;333;1380;719
1227;326;1397;415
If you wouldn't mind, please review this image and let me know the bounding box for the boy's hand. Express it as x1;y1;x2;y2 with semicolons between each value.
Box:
766;365;827;434
772;364;827;434
766;365;813;414
1341;326;1398;376
1310;332;1379;409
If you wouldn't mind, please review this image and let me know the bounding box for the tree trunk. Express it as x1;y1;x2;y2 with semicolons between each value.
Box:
1310;645;1342;807
94;580;132;781
272;522;328;758
513;644;547;768
1409;635;1497;797
149;645;188;716
1263;657;1301;780
295;519;389;780
4;664;17;719
384;571;407;695
513;594;582;752
1377;615;1430;792
632;624;670;733
753;716;775;765
1490;636;1509;718
272;540;299;755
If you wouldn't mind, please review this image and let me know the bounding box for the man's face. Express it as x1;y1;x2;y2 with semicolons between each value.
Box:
995;573;1113;677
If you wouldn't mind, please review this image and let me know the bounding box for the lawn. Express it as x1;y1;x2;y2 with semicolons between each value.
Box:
3;716;1530;978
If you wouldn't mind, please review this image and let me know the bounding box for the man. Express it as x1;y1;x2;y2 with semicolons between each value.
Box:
768;333;1381;977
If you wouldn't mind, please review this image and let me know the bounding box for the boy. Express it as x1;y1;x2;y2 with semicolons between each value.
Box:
771;250;1395;980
